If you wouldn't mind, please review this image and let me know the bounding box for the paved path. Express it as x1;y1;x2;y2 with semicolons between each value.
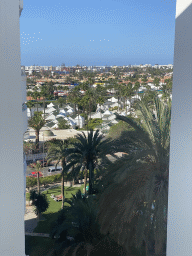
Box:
25;232;50;237
25;206;38;233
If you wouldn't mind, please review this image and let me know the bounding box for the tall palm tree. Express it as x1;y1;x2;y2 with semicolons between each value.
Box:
65;129;104;195
40;85;48;118
122;83;134;115
32;160;42;195
46;139;72;209
32;89;41;112
28;111;47;151
68;86;82;115
114;82;122;112
96;96;171;255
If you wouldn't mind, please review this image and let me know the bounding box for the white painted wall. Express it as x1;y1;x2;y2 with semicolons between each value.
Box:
0;0;25;255
167;1;192;255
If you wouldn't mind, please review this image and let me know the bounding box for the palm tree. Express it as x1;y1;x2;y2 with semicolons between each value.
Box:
28;111;47;151
122;83;134;115
114;82;122;112
96;96;171;255
67;87;82;115
86;88;96;120
48;190;127;256
96;96;105;119
32;160;42;195
46;139;72;209
65;129;104;195
32;89;40;111
40;85;48;118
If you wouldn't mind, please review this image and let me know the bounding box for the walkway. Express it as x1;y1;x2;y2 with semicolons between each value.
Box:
25;232;50;238
25;232;74;241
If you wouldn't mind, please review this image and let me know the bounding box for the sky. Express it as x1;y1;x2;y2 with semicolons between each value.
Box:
20;0;176;67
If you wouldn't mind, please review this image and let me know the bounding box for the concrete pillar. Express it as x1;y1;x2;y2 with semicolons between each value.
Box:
167;1;192;255
0;0;25;255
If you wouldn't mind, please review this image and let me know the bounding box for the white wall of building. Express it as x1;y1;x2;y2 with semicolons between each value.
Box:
167;1;192;255
0;0;26;255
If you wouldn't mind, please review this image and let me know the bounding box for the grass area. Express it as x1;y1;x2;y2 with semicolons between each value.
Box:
25;236;55;256
31;184;84;234
25;184;84;255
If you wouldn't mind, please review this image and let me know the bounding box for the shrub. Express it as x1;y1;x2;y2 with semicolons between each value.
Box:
26;177;37;191
87;118;103;130
112;106;118;111
34;193;49;215
58;119;70;129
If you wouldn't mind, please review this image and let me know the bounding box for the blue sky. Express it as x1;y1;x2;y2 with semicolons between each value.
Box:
20;0;176;67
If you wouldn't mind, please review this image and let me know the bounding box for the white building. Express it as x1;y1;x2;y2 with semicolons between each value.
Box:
75;115;85;128
25;65;40;75
0;0;27;255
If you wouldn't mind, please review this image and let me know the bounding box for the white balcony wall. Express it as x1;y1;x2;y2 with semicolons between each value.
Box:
167;1;192;255
0;0;25;255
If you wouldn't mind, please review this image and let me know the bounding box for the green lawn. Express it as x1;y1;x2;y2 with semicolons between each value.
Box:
28;185;84;234
25;185;84;255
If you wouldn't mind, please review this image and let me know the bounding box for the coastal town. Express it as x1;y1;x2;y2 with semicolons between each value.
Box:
25;63;173;133
22;63;173;255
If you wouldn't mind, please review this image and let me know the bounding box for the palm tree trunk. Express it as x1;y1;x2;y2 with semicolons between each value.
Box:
75;103;77;115
35;130;40;151
87;109;89;131
84;169;87;196
61;171;65;209
43;98;45;119
125;97;127;115
129;97;131;115
37;171;40;195
88;162;94;195
89;102;92;120
61;159;66;209
36;100;38;112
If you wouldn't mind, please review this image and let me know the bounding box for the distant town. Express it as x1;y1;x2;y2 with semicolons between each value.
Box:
24;63;173;139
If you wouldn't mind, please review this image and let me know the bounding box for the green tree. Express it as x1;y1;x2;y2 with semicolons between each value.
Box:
40;85;48;118
28;111;46;150
154;77;160;88
58;119;70;129
31;89;41;111
49;190;127;256
31;160;42;195
122;82;135;115
57;97;66;108
46;139;72;209
65;130;104;195
85;88;97;120
97;97;171;255
114;83;124;112
96;96;105;119
30;190;49;220
161;78;172;96
26;177;37;191
68;87;82;115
